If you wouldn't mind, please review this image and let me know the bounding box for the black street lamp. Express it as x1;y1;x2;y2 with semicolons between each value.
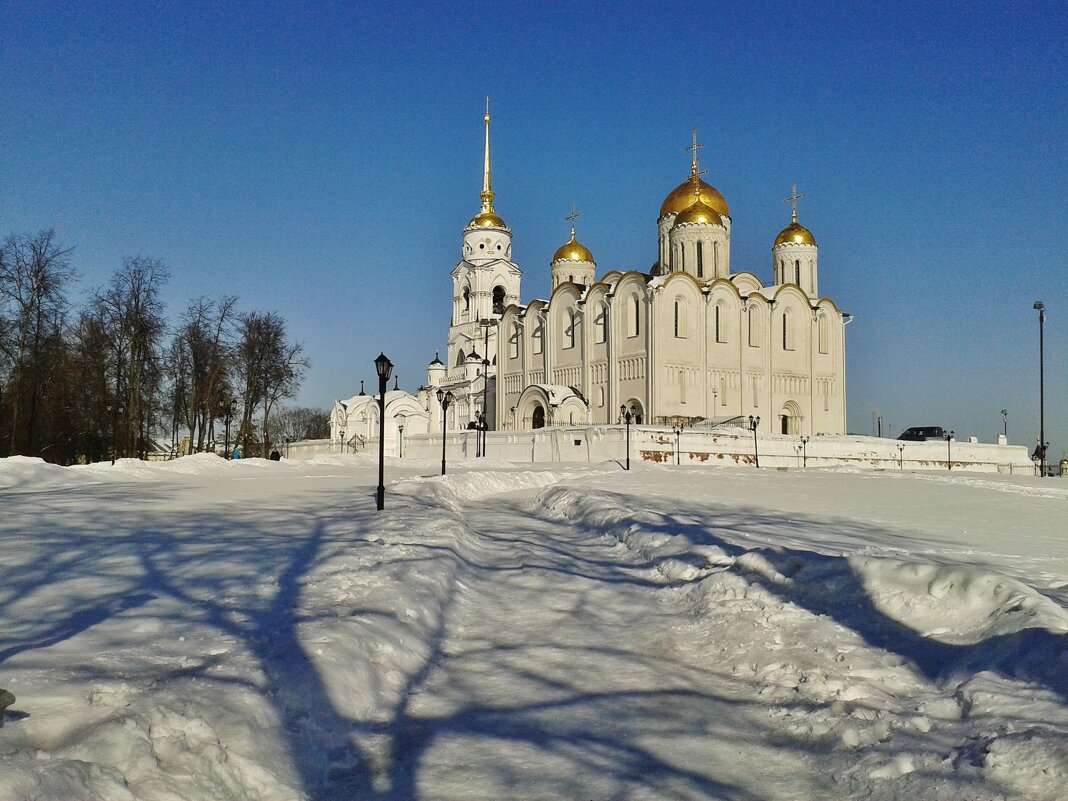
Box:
800;435;810;468
672;425;682;465
945;430;955;471
1034;301;1046;477
437;388;454;475
1000;408;1008;440
224;397;236;459
374;353;393;511
478;411;487;458
621;405;632;471
749;415;761;468
107;403;115;465
897;442;905;470
481;357;491;457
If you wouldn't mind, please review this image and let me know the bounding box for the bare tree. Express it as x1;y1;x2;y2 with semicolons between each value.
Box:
266;406;329;446
170;296;237;452
0;230;75;455
234;312;308;456
93;257;170;459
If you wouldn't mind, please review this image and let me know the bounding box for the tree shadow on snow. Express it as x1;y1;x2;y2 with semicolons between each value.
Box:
559;490;1068;706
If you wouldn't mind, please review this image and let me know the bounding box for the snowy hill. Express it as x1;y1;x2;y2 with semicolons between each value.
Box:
1;455;1066;800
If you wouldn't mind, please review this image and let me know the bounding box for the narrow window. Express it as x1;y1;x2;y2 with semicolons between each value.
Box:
463;286;471;311
674;301;680;337
782;313;788;350
533;323;543;355
696;242;704;278
794;260;800;284
630;296;641;337
564;310;576;349
715;303;721;343
818;313;829;354
493;285;506;314
509;323;520;359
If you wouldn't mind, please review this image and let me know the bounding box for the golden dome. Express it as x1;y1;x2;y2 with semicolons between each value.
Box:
467;211;508;230
672;198;723;228
660;175;729;219
553;231;594;263
774;221;816;247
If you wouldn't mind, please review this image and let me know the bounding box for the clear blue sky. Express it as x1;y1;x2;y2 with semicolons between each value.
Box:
3;1;1065;456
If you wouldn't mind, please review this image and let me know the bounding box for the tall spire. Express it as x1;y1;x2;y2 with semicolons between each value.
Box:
480;97;495;214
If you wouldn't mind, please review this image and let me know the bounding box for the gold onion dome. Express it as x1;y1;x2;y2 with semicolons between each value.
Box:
553;231;594;262
775;220;817;247
661;175;729;219
672;198;722;228
467;211;508;229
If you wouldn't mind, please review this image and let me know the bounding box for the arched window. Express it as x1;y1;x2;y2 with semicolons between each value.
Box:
748;305;760;347
509;323;520;359
696;242;704;278
629;295;641;338
594;304;607;344
782;310;795;351
532;405;545;429
674;297;686;338
455;349;465;367
794;260;800;284
463;286;471;311
715;301;725;343
681;246;685;272
493;285;506;314
563;309;576;349
532;322;544;355
714;242;720;275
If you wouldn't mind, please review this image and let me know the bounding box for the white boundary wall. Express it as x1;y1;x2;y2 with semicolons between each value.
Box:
288;427;1037;474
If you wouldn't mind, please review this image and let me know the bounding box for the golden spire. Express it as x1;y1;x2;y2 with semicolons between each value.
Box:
784;183;806;223
480;96;495;213
566;203;580;239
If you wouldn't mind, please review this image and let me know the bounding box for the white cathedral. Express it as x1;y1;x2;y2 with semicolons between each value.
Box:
331;104;849;451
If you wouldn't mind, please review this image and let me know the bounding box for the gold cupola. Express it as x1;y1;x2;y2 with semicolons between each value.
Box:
775;184;816;246
466;97;509;231
672;197;723;228
660;128;729;219
553;207;595;262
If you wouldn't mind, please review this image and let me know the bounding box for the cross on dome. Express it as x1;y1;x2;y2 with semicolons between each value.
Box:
566;203;580;237
784;183;806;223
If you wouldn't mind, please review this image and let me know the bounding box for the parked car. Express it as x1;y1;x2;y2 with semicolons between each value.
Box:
897;426;947;441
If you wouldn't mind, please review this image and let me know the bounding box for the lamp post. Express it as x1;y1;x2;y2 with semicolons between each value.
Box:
437;388;454;475
397;415;406;460
673;425;682;465
749;415;761;468
945;430;954;471
710;386;718;418
107;403;115;465
481;357;491;457
374;353;393;511
339;428;345;455
478;411;487;459
1034;301;1046;477
800;435;810;468
621;405;632;471
1000;408;1008;440
897;442;905;470
224;397;235;459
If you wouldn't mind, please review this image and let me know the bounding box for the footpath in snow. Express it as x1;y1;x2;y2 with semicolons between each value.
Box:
0;454;1066;800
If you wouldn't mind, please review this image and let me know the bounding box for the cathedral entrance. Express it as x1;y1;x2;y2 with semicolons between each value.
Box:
532;405;545;429
779;401;802;435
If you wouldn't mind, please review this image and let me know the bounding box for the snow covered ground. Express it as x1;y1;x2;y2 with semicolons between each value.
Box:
1;453;1066;800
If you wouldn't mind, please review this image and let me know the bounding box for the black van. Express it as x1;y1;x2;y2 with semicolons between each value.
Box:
897;426;947;441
